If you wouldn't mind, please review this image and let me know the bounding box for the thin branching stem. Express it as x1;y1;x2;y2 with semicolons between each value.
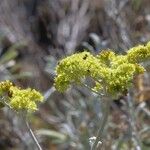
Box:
127;92;142;150
82;83;103;96
82;82;110;150
91;95;111;150
25;119;43;150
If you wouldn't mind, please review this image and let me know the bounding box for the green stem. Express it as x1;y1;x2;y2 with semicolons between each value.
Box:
91;96;111;150
82;83;103;96
127;92;142;150
25;119;43;150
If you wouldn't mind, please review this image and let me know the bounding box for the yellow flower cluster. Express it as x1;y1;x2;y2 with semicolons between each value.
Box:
9;86;43;111
0;80;43;111
55;52;107;92
127;42;150;63
54;41;150;96
0;80;13;94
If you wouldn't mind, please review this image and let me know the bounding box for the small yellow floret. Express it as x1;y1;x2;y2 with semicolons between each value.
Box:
0;80;13;94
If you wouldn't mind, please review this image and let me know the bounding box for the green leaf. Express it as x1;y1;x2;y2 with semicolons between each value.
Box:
0;49;18;65
36;129;67;143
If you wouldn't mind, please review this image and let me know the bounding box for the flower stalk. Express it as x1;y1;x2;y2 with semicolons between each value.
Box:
91;95;111;150
25;119;43;150
126;92;142;150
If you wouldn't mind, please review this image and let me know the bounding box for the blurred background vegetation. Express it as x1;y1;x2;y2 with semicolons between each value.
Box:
0;0;150;149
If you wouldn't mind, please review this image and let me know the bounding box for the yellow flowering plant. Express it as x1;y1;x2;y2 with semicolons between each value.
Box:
55;42;150;97
54;41;150;150
0;80;44;150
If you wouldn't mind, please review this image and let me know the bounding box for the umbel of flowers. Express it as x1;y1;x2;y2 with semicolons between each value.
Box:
0;80;43;111
54;42;150;96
